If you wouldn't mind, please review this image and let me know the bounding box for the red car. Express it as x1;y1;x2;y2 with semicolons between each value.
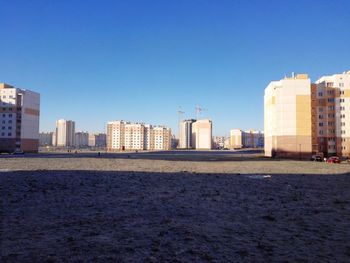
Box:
327;156;341;164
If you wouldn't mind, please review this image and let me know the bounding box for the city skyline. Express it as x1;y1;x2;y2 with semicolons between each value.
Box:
1;1;349;135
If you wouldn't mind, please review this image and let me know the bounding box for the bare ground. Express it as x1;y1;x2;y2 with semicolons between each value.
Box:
1;152;350;262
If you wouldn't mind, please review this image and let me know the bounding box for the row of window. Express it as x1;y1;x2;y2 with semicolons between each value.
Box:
0;132;12;136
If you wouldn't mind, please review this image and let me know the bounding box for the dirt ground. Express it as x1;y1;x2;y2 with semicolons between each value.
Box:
1;151;350;262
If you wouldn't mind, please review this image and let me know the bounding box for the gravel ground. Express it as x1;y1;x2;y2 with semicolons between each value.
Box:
1;153;350;262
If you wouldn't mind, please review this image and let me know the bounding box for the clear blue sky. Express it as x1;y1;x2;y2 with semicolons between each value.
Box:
1;0;349;136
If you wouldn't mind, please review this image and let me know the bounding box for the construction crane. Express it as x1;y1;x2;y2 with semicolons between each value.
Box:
178;107;185;123
195;105;207;120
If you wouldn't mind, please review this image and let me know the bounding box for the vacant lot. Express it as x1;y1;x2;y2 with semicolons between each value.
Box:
1;151;350;262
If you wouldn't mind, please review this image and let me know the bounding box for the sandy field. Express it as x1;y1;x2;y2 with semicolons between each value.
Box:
1;151;350;262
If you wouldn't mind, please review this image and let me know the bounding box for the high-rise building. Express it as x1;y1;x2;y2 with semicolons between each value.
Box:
0;83;40;153
88;133;106;147
264;74;312;158
230;129;264;149
39;132;53;146
213;136;226;149
178;119;195;149
107;120;171;151
55;119;75;147
264;71;350;158
192;119;212;150
75;131;89;147
314;71;350;157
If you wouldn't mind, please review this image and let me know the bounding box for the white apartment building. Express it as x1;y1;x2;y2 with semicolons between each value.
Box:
39;132;53;146
0;83;40;153
230;129;264;149
107;120;171;151
88;133;106;147
55;119;75;147
264;74;312;158
178;119;195;149
75;131;89;147
192;119;212;150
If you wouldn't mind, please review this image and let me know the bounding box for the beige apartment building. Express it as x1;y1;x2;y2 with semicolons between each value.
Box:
55;119;75;147
107;120;171;151
230;129;264;149
192;119;212;150
264;71;350;158
0;83;40;153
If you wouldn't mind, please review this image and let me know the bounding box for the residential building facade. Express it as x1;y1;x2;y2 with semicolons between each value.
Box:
264;71;350;158
107;120;171;151
230;129;264;149
39;132;53;146
55;119;75;147
192;119;212;150
0;83;40;152
75;131;89;147
88;133;106;147
178;119;195;149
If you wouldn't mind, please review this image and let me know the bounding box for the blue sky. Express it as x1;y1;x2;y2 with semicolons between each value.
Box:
0;0;349;136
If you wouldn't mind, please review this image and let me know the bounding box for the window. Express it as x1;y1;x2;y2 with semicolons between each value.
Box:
319;122;323;127
339;83;344;87
7;132;11;136
318;92;323;97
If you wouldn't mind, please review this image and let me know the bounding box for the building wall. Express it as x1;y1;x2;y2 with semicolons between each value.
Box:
75;131;89;147
39;132;53;146
179;119;195;149
107;120;171;151
56;119;75;147
264;74;312;158
315;71;350;157
264;71;350;159
0;83;40;152
192;119;212;150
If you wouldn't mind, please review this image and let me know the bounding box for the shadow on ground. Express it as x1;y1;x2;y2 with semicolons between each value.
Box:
1;170;350;262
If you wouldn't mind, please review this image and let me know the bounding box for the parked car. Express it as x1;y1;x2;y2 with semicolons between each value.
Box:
310;155;323;162
327;156;341;164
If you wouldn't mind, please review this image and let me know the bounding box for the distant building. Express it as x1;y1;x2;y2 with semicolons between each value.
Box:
107;120;171;151
178;119;195;149
192;119;212;150
89;133;106;147
55;119;75;147
213;136;226;149
75;131;89;147
230;129;264;149
0;83;40;153
39;132;53;146
171;135;179;149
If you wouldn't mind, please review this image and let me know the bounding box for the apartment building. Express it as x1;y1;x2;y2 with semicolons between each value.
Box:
55;119;75;147
192;119;212;150
88;133;106;147
75;131;89;147
107;120;171;151
264;71;350;158
39;132;53;146
178;119;195;149
230;129;264;149
314;71;350;157
0;83;40;153
153;126;171;150
213;136;226;149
